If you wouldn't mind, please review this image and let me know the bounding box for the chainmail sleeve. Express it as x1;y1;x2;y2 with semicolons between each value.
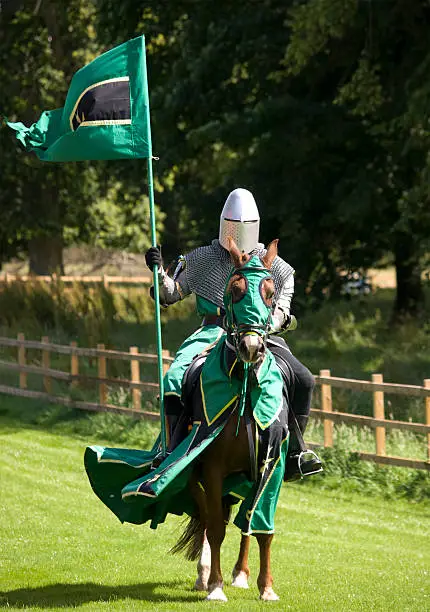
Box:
270;255;295;331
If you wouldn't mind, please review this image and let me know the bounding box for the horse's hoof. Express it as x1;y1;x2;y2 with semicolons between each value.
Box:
206;587;228;602
259;587;279;601
193;578;208;591
231;570;249;589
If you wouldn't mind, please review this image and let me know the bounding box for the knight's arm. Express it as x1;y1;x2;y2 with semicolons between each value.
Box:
151;258;192;306
271;256;295;332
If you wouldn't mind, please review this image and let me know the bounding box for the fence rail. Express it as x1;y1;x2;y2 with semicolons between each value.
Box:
0;273;151;287
0;334;429;471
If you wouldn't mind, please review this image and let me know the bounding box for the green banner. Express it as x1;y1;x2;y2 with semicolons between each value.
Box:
6;35;150;161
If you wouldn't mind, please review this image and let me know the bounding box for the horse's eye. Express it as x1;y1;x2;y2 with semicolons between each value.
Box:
259;278;275;306
230;274;247;303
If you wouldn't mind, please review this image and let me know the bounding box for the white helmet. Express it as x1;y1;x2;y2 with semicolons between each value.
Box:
219;188;260;253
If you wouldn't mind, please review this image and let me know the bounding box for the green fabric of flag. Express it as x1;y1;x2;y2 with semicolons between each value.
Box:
6;35;151;161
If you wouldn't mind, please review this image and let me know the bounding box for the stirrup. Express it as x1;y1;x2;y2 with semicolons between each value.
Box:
297;450;323;477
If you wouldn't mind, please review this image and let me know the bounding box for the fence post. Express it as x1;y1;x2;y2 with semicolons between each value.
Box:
372;373;386;456
162;349;171;377
97;343;107;405
425;379;430;462
41;336;51;393
17;333;27;389
70;341;79;387
320;369;333;447
130;346;141;410
103;275;110;290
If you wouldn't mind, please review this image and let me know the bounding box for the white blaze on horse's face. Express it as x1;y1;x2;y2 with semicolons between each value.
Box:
239;332;264;363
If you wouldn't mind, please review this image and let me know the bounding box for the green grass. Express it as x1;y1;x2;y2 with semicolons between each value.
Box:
0;420;429;611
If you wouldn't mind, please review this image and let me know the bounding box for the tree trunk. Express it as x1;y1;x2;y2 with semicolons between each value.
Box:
393;233;425;321
29;235;64;275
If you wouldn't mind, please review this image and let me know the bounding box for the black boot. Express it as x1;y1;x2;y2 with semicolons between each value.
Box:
151;412;189;469
284;415;323;482
284;450;323;482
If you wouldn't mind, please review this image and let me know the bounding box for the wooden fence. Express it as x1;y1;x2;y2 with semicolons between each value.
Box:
0;273;151;288
0;334;429;471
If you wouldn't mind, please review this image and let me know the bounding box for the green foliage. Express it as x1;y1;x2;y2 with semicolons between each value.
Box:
0;279;199;360
0;1;101;267
95;0;429;319
302;446;430;504
285;0;358;75
0;1;164;272
1;1;428;317
85;182;165;253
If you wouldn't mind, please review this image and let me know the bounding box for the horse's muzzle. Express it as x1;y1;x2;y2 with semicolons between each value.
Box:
238;333;265;363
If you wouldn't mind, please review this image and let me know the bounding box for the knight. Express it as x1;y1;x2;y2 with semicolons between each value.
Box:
145;188;322;480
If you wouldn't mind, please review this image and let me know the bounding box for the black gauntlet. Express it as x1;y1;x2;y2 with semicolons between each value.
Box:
145;246;163;271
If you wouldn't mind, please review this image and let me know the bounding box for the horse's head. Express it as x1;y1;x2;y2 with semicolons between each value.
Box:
224;236;278;364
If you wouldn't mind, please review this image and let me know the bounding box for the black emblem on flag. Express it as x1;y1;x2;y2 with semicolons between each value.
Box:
70;77;131;131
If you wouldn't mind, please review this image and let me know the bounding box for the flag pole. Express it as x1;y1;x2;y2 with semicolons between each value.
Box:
142;41;167;455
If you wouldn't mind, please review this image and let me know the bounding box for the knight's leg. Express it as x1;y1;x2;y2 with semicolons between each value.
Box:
203;465;228;601
151;395;188;468
269;337;322;480
256;533;279;601
280;351;322;479
232;534;250;589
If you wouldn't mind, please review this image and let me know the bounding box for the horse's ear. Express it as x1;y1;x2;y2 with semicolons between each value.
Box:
261;239;279;270
227;236;250;268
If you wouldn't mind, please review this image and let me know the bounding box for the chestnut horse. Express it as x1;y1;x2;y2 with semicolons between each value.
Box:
171;237;287;602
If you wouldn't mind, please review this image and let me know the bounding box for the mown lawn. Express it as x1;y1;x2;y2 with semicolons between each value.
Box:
0;421;428;612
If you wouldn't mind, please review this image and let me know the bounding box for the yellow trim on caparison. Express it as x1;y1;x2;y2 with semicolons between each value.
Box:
200;374;238;426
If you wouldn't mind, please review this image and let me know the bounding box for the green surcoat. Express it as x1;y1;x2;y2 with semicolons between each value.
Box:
163;296;225;397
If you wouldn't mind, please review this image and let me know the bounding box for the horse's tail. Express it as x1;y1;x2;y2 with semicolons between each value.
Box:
170;516;205;561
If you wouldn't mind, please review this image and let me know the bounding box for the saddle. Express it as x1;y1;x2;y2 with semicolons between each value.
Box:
181;352;208;407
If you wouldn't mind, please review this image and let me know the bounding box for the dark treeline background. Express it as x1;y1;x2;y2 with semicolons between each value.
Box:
0;0;429;319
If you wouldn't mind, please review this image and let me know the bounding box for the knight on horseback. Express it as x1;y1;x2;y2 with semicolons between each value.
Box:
145;187;322;480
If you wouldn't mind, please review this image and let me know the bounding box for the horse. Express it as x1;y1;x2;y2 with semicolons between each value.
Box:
84;236;290;603
171;236;289;602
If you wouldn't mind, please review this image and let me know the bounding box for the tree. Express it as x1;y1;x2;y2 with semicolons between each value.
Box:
284;0;430;318
0;1;101;272
0;1;163;273
96;0;429;318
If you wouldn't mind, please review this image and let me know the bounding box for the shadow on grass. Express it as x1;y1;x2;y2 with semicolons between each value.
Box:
0;581;202;608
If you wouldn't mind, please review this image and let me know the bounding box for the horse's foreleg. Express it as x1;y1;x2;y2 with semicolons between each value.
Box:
195;530;211;592
256;533;279;601
204;469;227;602
232;534;250;589
189;471;210;592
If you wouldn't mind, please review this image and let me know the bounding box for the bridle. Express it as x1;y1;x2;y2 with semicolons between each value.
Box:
224;262;275;463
